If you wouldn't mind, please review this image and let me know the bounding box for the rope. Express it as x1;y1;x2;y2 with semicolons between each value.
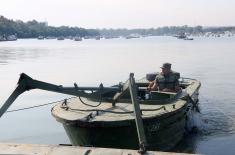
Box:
6;97;76;113
67;107;133;114
76;83;103;107
78;95;102;107
142;106;166;111
61;104;166;114
5;95;166;115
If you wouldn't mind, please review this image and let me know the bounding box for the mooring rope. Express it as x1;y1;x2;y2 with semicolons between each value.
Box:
6;97;76;113
5;96;166;115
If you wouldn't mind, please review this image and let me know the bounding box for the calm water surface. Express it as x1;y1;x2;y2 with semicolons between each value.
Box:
0;37;235;155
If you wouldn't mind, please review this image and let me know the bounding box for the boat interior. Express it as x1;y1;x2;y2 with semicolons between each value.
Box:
86;77;192;105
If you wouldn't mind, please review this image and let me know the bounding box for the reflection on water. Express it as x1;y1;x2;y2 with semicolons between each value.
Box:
1;37;235;154
0;47;50;65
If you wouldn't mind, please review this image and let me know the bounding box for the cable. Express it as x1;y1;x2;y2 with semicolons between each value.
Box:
6;97;76;113
5;95;166;115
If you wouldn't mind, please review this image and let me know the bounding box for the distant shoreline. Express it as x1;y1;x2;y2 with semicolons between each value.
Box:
1;15;235;39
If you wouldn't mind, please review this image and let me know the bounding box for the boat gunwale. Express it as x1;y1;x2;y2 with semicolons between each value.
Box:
51;100;188;127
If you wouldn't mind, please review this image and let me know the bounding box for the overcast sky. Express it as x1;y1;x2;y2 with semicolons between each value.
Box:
0;0;235;28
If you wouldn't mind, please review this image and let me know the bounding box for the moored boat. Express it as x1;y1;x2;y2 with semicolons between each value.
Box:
125;34;141;39
0;72;201;152
37;35;44;40
95;36;101;40
184;37;194;40
57;36;65;40
0;35;17;41
0;35;7;41
74;36;82;41
51;74;201;151
7;35;17;41
174;33;187;39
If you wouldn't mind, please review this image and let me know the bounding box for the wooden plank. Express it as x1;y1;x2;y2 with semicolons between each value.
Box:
113;79;130;102
0;143;196;155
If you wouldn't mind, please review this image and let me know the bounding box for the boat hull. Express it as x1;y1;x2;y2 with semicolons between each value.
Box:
61;104;188;151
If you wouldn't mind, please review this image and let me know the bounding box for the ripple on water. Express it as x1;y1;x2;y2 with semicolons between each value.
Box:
173;97;235;153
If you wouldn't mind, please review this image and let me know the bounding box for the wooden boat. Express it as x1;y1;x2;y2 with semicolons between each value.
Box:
51;74;200;151
0;73;200;152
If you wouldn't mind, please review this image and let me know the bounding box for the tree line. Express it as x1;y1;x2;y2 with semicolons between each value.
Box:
0;16;99;38
98;25;235;36
1;16;235;38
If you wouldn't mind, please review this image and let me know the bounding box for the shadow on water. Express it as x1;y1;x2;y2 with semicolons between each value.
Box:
172;96;235;154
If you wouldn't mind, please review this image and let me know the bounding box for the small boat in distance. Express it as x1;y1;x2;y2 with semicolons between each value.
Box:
174;33;187;39
0;35;6;41
45;36;56;39
74;36;82;41
95;36;101;40
37;36;44;40
7;35;17;41
57;36;65;40
125;34;141;39
184;37;194;40
83;36;92;39
0;35;17;41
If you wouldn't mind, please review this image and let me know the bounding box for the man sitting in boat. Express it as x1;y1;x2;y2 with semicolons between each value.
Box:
147;63;181;92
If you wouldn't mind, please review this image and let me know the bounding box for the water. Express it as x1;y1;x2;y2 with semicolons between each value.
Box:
1;37;235;154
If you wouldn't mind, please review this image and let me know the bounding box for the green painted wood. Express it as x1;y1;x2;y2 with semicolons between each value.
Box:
129;73;147;152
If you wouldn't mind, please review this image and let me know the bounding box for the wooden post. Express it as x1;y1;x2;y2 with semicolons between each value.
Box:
129;73;147;154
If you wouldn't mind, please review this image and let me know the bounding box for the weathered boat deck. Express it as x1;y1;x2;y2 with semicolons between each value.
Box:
0;143;195;155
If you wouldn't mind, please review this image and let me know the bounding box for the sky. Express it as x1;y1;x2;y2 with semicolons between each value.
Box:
0;0;235;28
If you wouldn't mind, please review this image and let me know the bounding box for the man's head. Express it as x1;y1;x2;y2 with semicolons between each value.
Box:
161;63;171;75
